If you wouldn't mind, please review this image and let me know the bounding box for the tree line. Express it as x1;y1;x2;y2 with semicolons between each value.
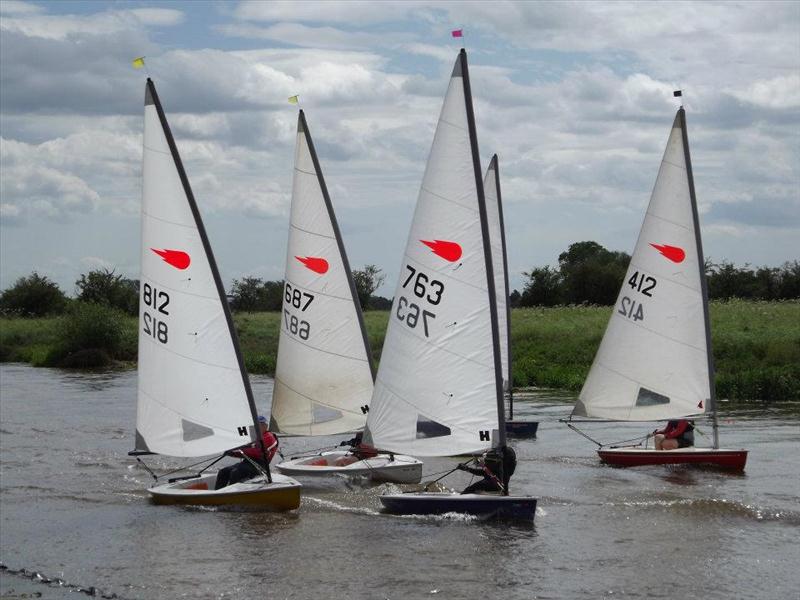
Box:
514;241;800;307
0;265;392;317
1;245;798;318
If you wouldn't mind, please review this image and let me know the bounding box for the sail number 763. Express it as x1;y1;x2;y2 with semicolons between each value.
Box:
395;264;444;338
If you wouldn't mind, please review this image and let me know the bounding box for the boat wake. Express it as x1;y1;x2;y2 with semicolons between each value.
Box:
610;497;800;524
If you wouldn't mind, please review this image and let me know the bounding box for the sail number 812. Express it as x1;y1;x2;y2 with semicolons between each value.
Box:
142;283;169;344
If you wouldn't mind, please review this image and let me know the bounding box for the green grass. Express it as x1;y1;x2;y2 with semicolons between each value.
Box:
2;300;798;401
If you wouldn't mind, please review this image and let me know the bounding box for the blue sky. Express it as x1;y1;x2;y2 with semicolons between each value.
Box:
1;0;798;295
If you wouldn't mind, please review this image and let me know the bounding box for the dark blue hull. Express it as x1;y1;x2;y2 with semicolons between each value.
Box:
380;492;537;520
505;420;539;437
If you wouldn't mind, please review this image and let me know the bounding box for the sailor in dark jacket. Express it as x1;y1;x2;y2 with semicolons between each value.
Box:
457;445;516;494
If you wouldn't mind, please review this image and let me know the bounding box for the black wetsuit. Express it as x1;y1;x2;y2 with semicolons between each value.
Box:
461;446;517;494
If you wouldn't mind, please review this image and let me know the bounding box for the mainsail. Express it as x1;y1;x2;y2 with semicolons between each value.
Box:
574;108;713;421
484;155;512;393
135;79;259;457
270;111;375;436
365;50;506;457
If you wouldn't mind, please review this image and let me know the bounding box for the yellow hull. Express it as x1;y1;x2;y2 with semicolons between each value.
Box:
148;473;301;510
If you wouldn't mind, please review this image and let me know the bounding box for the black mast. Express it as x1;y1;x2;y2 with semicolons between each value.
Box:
491;154;514;420
679;106;718;449
146;79;272;481
458;50;509;478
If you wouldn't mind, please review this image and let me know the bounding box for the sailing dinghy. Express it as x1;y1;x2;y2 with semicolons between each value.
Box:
131;79;302;507
272;111;422;484
484;155;538;437
567;105;747;471
365;50;537;519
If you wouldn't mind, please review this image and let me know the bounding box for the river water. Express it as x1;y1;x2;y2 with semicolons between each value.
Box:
0;363;798;600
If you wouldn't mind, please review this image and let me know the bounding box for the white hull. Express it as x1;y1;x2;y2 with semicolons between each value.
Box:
148;471;302;508
275;450;423;483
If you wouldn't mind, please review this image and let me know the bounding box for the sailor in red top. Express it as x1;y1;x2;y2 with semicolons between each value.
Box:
653;419;695;450
214;416;279;489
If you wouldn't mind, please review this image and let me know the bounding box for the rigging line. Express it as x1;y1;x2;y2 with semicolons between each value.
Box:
564;422;604;448
289;221;336;241
419;184;478;215
278;330;370;365
605;433;651;449
609;310;707;353
287;444;339;459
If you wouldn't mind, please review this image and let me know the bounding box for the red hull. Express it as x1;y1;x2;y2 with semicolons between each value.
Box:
597;449;748;471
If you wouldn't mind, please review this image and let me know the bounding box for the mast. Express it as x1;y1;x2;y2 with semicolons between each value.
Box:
491;154;514;419
679;107;718;449
459;50;507;451
298;110;376;382
146;79;270;477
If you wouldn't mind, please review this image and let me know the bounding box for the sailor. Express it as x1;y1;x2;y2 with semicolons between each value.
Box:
334;431;379;465
457;445;517;494
653;419;695;450
214;416;278;489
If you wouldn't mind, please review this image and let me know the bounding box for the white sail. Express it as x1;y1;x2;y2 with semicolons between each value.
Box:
575;110;711;421
365;51;504;457
484;155;511;391
135;80;257;457
270;111;375;436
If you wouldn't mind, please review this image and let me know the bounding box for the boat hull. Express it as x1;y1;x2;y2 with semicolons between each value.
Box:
505;420;539;437
148;472;302;509
275;450;423;483
380;492;537;520
597;447;748;471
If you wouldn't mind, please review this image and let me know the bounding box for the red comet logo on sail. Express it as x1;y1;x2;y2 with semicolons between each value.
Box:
295;256;329;274
151;248;191;270
420;239;462;262
650;243;685;263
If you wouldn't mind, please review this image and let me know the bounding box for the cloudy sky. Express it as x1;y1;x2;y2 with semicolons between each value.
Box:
1;0;798;296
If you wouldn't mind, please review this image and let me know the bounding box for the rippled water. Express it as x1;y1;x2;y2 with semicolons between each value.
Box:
1;363;799;599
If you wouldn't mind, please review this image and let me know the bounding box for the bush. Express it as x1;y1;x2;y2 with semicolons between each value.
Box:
230;277;284;312
76;269;139;315
0;273;68;317
48;302;126;367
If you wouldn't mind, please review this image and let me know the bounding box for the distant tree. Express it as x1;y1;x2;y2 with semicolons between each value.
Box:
229;277;284;312
0;272;68;317
353;265;386;310
520;266;562;307
777;260;800;299
508;289;522;308
76;269;139;315
558;241;630;305
369;295;393;310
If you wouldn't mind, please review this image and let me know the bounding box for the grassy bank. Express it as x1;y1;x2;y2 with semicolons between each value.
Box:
2;300;798;401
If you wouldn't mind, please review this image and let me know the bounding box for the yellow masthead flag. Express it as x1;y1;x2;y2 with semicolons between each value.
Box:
287;95;299;105
132;57;145;69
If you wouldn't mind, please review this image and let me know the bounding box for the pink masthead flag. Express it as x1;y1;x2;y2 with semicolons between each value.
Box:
451;29;463;38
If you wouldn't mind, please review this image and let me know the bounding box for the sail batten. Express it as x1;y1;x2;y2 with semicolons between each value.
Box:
575;109;711;422
365;49;504;457
135;79;259;458
270;110;374;437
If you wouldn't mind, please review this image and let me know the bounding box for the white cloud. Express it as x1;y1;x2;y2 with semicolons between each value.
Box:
730;74;800;110
233;0;427;25
0;1;43;15
218;22;409;50
0;7;184;40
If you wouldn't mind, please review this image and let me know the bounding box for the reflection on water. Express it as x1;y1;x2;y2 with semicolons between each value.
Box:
1;364;799;600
